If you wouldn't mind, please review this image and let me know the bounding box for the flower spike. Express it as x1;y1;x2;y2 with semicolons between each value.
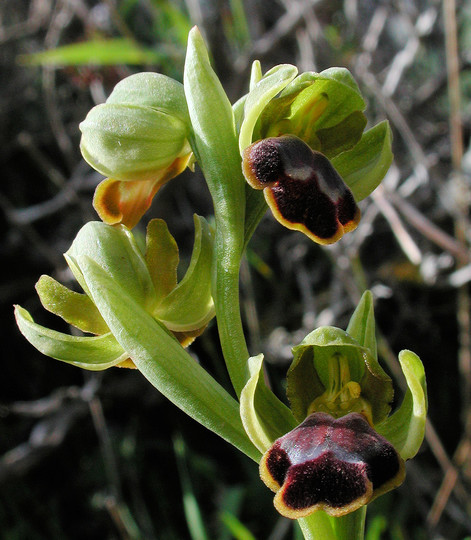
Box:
242;135;361;244
80;72;193;228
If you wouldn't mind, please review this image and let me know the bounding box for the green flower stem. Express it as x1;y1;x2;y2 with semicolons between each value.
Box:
331;508;366;540
184;27;250;397
298;508;366;540
298;512;334;539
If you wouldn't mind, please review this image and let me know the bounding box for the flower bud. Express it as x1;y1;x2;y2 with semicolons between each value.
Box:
79;73;193;228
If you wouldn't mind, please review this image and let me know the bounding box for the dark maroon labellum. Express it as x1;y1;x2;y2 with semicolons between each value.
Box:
242;135;361;244
260;412;405;518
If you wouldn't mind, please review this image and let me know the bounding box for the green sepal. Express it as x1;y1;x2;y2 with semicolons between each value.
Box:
240;354;297;453
105;72;190;125
315;110;367;158
332;120;393;201
79;103;189;182
264;67;366;157
14;305;127;370
316;67;363;96
154;215;215;332
346;290;378;368
35;274;109;335
249;60;263;90
65;221;157;313
145;218;179;301
232;59;263;132
238;64;298;152
287;327;393;424
77;254;260;462
376;350;427;460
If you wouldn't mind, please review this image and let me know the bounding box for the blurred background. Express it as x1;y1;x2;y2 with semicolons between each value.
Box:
1;0;471;538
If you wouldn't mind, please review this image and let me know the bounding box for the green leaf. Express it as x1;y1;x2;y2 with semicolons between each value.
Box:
238;63;298;152
240;354;296;453
332;120;393;201
220;511;256;540
78;255;260;461
35;275;109;335
173;434;209;540
376;350;427;460
66;221;157;312
155;215;215;332
184;27;245;228
184;26;249;398
14;305;127;370
18;39;162;66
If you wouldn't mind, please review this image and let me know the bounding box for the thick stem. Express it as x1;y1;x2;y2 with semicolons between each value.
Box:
330;508;366;540
213;225;250;397
298;508;366;540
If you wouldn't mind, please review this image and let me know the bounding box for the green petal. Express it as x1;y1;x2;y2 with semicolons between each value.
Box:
238;63;298;152
240;354;297;453
14;305;127;370
36;275;109;335
145;218;179;301
78;255;260;462
332;120;393;201
66;221;157;312
376;350;427;460
155;215;214;332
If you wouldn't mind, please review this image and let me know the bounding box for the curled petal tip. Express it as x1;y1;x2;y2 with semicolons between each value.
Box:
242;135;360;244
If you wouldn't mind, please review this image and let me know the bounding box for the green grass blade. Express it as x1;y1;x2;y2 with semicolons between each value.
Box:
19;39;162;66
